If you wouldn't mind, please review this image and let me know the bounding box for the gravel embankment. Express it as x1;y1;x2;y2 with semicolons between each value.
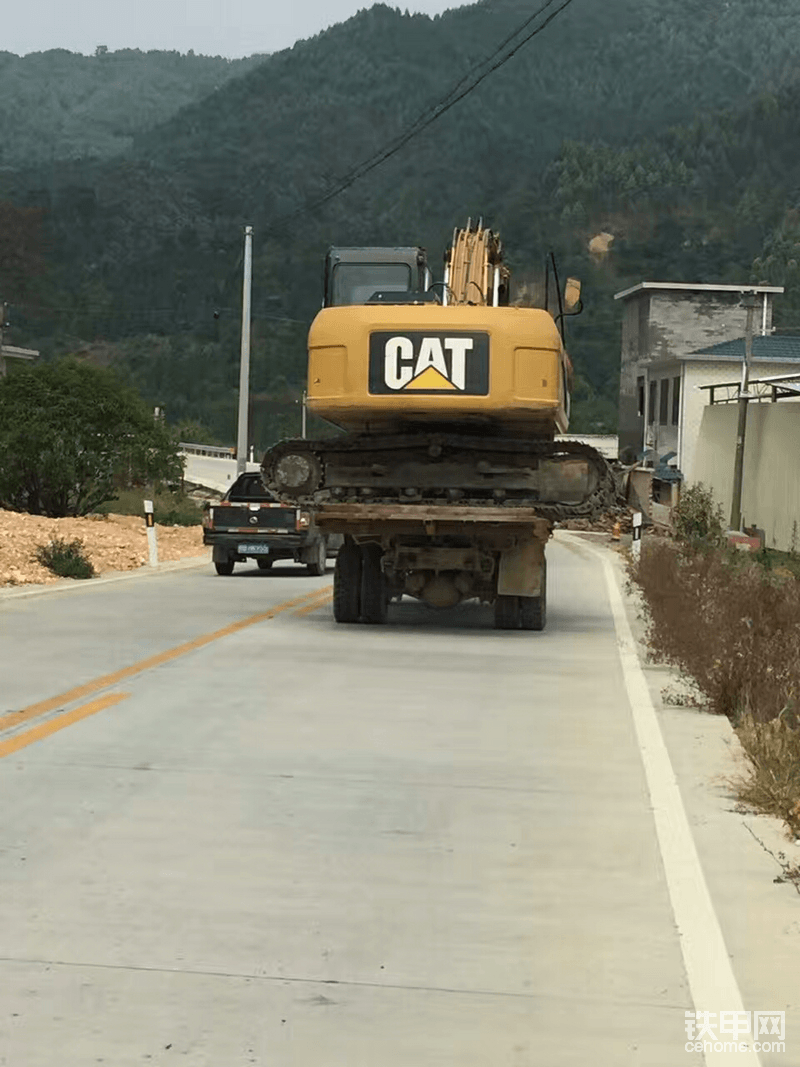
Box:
0;509;205;586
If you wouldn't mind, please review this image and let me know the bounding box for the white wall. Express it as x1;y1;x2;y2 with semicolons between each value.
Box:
692;404;800;551
681;361;800;482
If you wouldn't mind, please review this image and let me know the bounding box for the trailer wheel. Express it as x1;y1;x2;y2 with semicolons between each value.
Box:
519;561;547;632
306;537;327;576
494;594;520;630
214;560;235;576
333;538;362;623
361;544;388;625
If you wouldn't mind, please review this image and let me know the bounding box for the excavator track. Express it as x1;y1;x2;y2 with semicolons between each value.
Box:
262;435;619;523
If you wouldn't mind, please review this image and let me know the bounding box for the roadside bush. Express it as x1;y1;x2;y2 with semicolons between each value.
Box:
97;488;202;526
672;482;725;547
633;539;800;724
35;537;95;579
156;498;203;526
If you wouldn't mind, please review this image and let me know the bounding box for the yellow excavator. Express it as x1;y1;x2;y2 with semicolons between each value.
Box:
262;222;616;629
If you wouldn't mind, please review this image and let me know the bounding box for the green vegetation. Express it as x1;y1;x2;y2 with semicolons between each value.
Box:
0;48;261;165
0;359;182;517
97;487;203;527
671;483;726;548
34;537;95;579
4;0;800;444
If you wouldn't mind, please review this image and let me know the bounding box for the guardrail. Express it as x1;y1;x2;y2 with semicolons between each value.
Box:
179;441;236;458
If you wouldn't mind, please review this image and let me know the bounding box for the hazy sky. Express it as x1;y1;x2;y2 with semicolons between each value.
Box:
4;1;474;59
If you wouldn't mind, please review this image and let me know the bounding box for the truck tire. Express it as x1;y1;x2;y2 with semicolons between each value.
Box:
256;558;273;571
494;594;520;630
306;538;327;576
333;538;362;623
519;560;547;632
360;543;388;625
215;560;235;576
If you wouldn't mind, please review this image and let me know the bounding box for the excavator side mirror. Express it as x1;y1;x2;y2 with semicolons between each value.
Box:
563;277;582;314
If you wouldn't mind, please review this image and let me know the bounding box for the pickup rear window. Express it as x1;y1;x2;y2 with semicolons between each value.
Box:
226;474;278;502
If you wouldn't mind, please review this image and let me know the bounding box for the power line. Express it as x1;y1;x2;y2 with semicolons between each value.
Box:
273;0;576;230
8;2;577;331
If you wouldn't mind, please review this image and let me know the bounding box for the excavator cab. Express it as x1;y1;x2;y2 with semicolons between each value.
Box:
323;246;431;307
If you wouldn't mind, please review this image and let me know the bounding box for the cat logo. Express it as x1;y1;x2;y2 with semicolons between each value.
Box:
368;330;489;395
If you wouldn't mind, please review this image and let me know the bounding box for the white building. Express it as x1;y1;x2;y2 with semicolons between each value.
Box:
646;333;800;482
613;282;800;480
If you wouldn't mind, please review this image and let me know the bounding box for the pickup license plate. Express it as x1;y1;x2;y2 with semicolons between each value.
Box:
238;543;271;554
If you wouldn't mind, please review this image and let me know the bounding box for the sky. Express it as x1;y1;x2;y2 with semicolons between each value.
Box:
4;1;474;59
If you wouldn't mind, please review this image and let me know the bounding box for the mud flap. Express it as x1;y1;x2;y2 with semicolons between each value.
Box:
497;540;544;597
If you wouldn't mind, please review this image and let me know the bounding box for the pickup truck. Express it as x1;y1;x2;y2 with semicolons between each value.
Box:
202;472;335;576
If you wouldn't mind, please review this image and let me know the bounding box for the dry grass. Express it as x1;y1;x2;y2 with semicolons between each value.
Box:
633;540;800;723
735;714;800;837
632;538;800;833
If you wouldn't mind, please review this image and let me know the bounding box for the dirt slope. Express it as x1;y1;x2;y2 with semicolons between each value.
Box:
0;509;205;587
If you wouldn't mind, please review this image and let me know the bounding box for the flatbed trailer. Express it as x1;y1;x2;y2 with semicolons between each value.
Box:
315;502;551;631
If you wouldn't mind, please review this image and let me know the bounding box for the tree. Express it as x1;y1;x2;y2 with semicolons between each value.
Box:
0;201;45;302
0;359;183;517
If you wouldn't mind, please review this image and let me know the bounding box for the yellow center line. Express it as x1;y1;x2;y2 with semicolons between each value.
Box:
1;584;332;734
0;693;131;759
292;592;334;617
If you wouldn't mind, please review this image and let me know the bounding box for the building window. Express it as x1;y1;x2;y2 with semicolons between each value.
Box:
659;378;669;425
672;375;681;425
637;376;645;418
648;381;656;424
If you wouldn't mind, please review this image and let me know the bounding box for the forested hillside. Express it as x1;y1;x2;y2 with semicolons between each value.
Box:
2;0;800;442
0;48;261;165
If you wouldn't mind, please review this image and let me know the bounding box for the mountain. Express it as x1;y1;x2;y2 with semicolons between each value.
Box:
0;48;262;165
3;0;800;440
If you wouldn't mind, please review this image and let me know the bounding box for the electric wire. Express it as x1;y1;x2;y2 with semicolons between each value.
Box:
7;1;576;330
273;0;576;229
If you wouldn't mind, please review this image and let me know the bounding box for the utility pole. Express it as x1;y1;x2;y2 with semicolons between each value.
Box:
236;225;254;476
0;301;7;377
729;292;757;531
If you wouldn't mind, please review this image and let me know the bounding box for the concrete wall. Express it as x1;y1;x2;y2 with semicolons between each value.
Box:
692;404;800;552
648;291;770;363
618;293;647;459
681;361;800;483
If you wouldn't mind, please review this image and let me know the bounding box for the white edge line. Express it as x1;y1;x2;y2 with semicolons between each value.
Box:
0;555;212;602
577;537;761;1067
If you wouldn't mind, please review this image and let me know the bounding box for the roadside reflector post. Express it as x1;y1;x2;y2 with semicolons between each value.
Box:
143;499;159;567
631;511;643;561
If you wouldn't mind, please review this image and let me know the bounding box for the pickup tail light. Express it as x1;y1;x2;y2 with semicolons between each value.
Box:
202;507;213;529
297;511;311;529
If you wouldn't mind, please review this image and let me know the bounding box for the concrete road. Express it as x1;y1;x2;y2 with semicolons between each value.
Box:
0;540;792;1065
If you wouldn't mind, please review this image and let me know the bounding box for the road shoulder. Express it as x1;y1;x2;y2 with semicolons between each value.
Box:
0;552;211;602
559;530;800;1062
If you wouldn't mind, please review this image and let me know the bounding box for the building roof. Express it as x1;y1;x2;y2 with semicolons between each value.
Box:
686;335;800;362
613;281;784;301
